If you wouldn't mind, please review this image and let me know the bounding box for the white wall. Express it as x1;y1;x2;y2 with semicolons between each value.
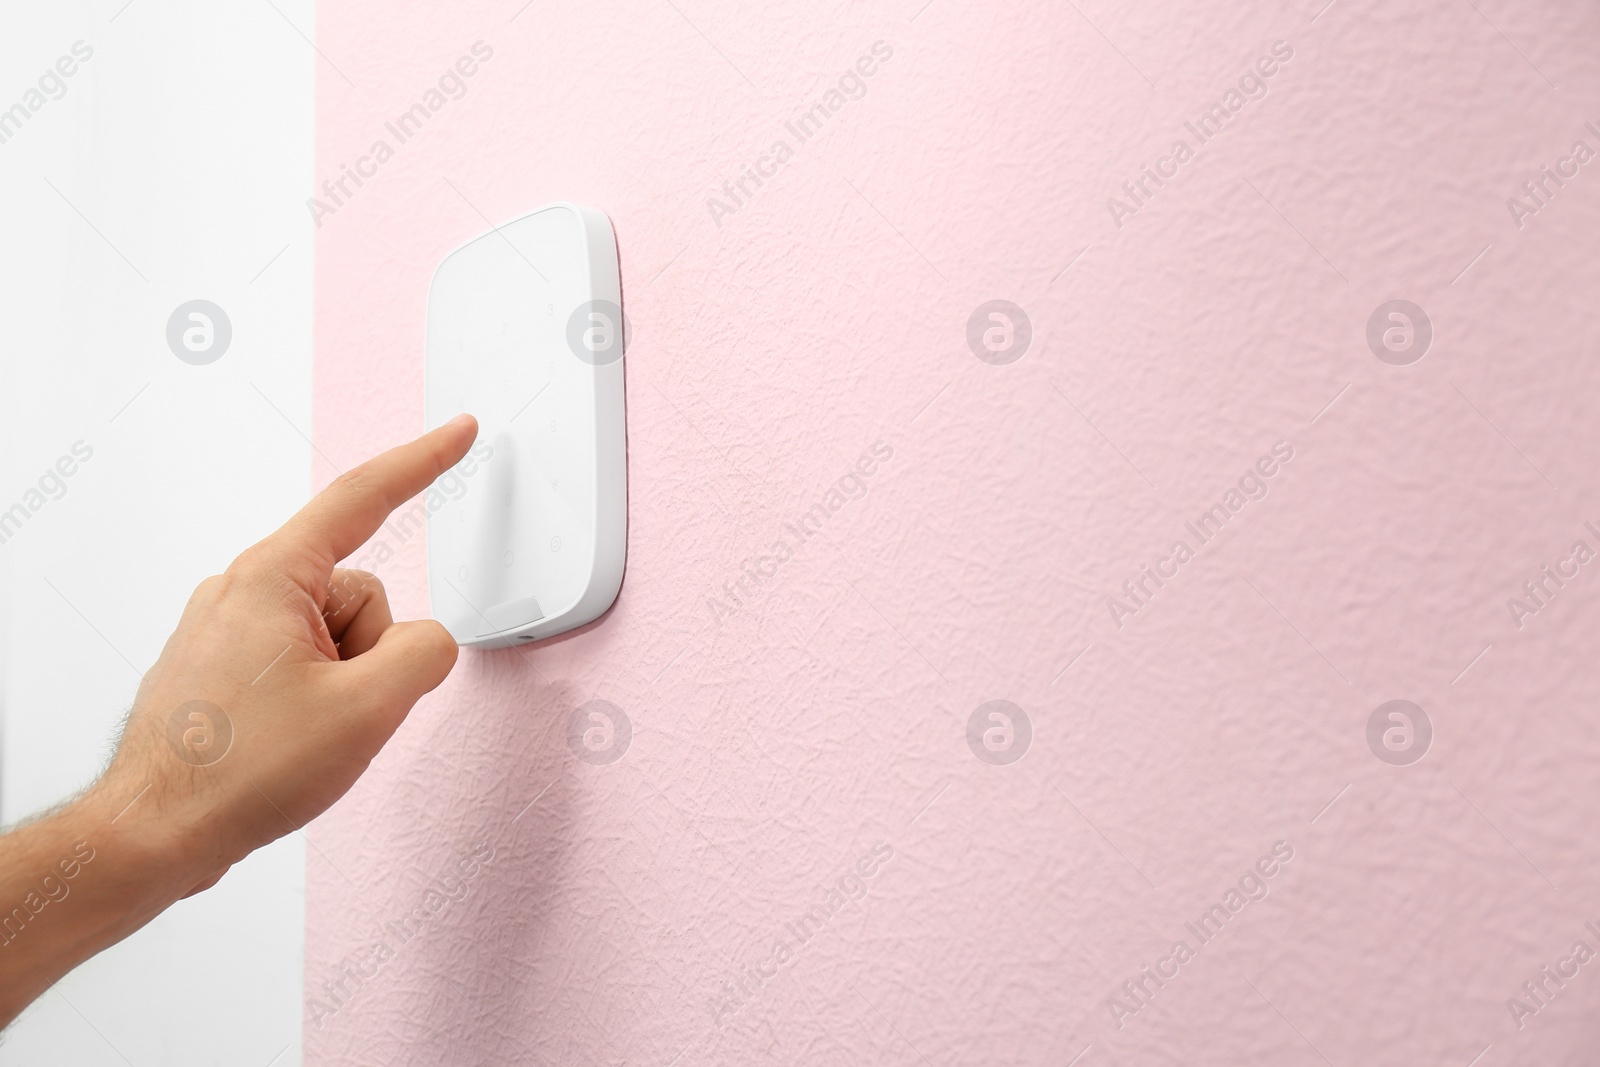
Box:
0;2;312;1062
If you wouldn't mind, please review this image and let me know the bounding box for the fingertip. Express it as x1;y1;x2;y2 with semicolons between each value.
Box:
427;415;478;478
421;618;461;670
341;618;461;709
387;618;459;686
442;413;479;445
273;416;484;568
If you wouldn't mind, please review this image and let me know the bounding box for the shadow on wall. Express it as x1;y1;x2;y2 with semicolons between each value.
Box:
306;659;579;1049
412;661;579;1049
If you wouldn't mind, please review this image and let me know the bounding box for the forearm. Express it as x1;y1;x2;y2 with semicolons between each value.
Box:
0;787;193;1027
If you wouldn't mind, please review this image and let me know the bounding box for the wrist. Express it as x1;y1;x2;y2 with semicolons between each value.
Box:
73;778;212;911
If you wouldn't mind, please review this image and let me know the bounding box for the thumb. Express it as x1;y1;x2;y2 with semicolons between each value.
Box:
340;619;460;730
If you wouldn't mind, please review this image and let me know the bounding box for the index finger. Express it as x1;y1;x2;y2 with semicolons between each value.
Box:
272;414;478;570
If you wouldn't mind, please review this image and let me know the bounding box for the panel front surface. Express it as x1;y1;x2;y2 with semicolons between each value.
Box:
425;206;599;643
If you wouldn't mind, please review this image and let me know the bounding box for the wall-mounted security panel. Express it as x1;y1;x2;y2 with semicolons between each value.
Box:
425;202;627;648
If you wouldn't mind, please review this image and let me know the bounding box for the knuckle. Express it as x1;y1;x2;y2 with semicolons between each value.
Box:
326;569;383;617
342;569;381;592
226;543;280;580
275;576;309;614
184;573;236;617
330;466;379;502
225;545;303;605
192;574;227;600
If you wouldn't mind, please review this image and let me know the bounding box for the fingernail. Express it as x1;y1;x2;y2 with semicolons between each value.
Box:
445;413;474;427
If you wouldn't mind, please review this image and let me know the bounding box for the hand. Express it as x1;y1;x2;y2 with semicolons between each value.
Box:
0;416;478;1026
86;414;479;897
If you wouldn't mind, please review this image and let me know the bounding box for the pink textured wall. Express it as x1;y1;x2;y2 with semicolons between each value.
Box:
308;1;1600;1063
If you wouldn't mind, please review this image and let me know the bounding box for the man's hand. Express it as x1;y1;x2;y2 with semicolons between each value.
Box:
0;415;478;1026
